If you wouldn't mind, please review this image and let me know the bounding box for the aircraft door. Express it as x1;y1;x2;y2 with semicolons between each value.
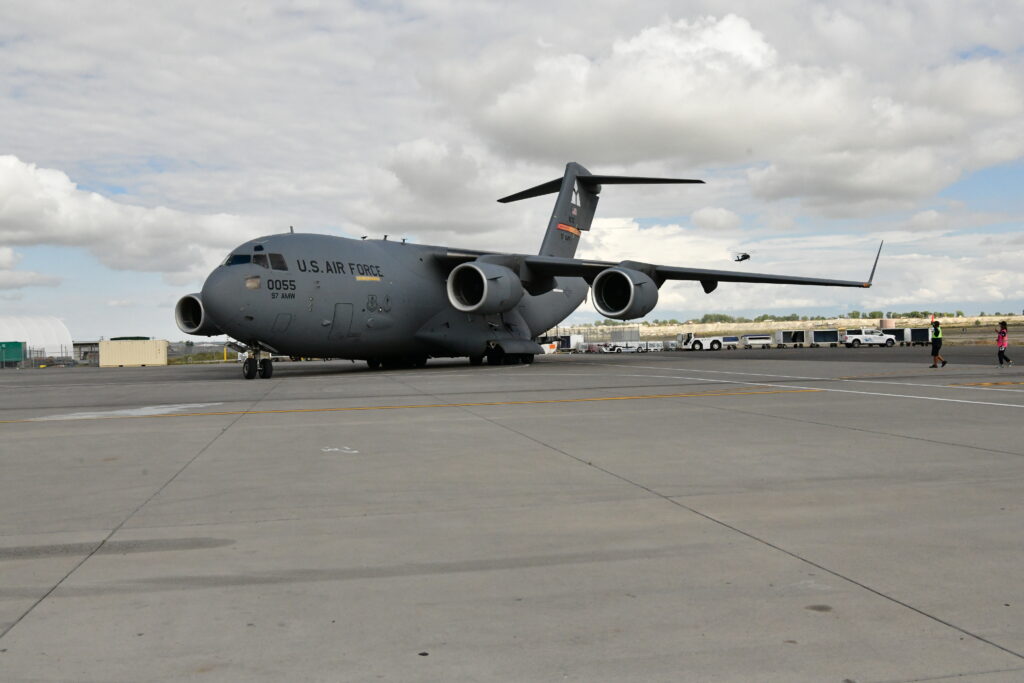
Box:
329;303;353;341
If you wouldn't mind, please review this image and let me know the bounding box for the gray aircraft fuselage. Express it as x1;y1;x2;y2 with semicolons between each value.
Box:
195;234;585;361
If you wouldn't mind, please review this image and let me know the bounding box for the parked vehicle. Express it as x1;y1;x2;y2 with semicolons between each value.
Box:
622;340;663;352
677;333;740;351
880;327;930;347
768;329;839;347
601;343;637;353
907;327;931;346
840;328;894;347
809;329;840;347
772;330;808;348
742;334;773;349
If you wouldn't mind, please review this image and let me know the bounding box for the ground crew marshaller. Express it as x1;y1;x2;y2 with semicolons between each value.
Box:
997;321;1014;368
930;320;946;368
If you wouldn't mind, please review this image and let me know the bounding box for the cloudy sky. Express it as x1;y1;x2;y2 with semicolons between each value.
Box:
2;1;1023;341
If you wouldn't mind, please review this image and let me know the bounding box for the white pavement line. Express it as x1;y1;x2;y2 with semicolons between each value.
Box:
619;364;1024;394
618;372;1024;409
28;403;225;421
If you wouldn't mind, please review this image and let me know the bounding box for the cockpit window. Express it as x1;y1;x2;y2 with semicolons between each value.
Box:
253;253;270;269
224;253;251;266
269;253;288;271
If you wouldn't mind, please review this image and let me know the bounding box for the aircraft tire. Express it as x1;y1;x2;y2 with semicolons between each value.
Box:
468;355;483;366
242;357;257;379
258;358;273;379
366;358;381;369
413;356;428;368
486;350;504;365
520;353;534;364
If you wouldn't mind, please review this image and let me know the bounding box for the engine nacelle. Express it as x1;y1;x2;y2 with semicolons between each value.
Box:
592;267;659;320
446;262;525;315
175;293;224;336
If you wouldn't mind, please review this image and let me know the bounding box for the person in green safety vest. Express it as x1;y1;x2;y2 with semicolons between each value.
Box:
929;320;947;368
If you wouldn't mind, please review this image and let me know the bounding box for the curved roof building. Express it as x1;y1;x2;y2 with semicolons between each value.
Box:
0;316;74;357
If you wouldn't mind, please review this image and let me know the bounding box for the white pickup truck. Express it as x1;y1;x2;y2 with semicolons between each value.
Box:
840;328;895;348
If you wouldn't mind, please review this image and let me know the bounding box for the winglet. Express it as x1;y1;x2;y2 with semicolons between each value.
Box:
864;240;883;287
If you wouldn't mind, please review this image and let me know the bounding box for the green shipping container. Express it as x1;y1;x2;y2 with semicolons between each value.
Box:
0;341;26;363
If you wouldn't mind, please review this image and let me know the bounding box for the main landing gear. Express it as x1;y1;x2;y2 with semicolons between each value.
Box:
242;354;274;379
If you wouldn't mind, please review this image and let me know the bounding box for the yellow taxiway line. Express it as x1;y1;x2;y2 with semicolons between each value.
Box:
3;388;820;424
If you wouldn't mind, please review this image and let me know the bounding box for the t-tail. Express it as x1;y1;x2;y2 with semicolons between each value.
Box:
497;162;704;258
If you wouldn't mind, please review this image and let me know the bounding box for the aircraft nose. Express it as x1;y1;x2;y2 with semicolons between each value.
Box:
200;267;241;325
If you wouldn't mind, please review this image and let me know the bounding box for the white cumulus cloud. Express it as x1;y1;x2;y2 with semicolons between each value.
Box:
0;155;274;284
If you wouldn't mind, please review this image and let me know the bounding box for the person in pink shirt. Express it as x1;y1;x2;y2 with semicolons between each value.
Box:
996;321;1013;368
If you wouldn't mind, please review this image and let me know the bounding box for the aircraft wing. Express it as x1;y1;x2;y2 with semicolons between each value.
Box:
433;241;882;292
521;255;874;290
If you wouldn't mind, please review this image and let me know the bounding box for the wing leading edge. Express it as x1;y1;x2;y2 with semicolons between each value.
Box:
434;240;882;293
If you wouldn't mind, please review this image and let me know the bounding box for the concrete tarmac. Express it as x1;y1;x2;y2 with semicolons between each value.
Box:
1;346;1022;682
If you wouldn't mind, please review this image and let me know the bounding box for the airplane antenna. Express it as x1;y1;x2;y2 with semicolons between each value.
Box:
402;238;407;243
384;235;388;240
361;236;367;240
289;225;294;234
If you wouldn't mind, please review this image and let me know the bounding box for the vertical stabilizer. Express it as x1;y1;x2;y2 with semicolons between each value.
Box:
497;163;703;258
538;162;597;258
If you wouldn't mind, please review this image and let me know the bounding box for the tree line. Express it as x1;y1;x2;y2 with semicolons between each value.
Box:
575;310;1014;327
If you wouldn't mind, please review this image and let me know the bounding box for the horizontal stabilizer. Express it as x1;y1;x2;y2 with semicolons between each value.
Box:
497;178;563;203
497;175;703;203
580;175;704;187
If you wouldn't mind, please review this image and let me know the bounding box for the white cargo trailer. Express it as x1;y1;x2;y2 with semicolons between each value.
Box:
772;330;807;348
881;328;931;346
809;329;840;347
742;334;773;349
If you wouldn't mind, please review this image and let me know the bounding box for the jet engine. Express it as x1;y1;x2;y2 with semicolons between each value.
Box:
175;294;224;336
446;262;525;314
592;267;659;320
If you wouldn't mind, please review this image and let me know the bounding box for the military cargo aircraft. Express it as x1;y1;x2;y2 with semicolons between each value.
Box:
176;162;881;379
